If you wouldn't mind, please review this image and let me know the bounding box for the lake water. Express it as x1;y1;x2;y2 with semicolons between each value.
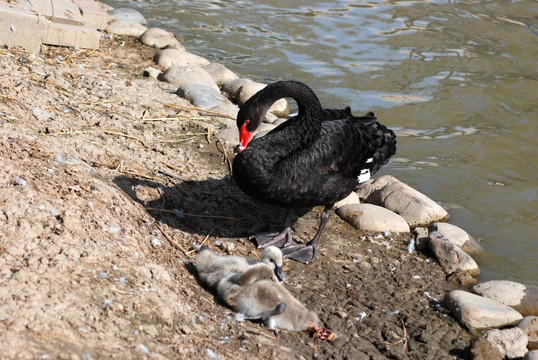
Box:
104;0;537;286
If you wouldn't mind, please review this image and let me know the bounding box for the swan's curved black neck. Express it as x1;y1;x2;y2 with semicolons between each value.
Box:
238;81;323;139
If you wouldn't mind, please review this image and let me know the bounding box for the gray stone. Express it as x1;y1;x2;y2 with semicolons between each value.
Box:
446;270;478;287
484;327;528;359
208;103;239;123
108;8;146;26
518;316;538;350
428;231;480;276
160;66;219;91
107;20;147;37
216;126;238;146
336;203;411;234
140;28;184;49
526;350;538;360
445;290;523;330
222;78;289;117
333;192;360;209
429;222;483;254
154;49;210;69
202;63;239;86
356;175;450;227
470;337;503;360
473;280;538;316
176;84;229;110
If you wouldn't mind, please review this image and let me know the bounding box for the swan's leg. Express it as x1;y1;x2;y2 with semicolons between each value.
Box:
281;206;331;264
250;209;294;248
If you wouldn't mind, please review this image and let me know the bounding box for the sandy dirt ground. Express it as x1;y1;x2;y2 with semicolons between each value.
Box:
0;37;473;359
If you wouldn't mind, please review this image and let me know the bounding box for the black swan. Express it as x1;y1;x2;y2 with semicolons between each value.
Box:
232;80;396;263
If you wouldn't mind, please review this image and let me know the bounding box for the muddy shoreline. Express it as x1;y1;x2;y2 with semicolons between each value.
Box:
0;36;474;359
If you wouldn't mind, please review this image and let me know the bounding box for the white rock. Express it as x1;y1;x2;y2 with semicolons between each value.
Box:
356;175;450;227
446;290;523;330
526;350;538;360
484;327;528;359
202;63;239;86
517;316;538;350
336;203;410;233
160;66;219;91
413;227;430;252
107;20;147;37
473;280;538;316
429;222;483;254
176;84;229;110
154;49;210;69
428;231;479;276
333;192;360;209
109;8;147;25
140;28;184;49
142;67;161;79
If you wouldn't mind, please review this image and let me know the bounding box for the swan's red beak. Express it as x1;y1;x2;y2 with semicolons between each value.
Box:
238;122;252;153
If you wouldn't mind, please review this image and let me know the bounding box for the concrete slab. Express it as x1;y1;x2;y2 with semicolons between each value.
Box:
0;0;105;50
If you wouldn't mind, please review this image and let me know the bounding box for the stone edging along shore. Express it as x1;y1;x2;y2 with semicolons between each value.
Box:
90;6;538;359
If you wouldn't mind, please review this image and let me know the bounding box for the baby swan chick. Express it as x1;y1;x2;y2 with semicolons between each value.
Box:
195;246;285;288
217;263;320;331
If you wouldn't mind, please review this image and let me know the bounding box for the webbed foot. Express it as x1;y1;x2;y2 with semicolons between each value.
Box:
250;227;293;248
281;244;318;264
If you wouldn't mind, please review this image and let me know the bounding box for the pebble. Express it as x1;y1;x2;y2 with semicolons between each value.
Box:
445;290;523;330
472;280;538;316
429;222;483;254
108;8;147;26
336;203;410;233
484;327;528;359
176;84;229;110
428;231;479;276
153;49;210;69
141;67;161;79
356;175;450;227
517;316;538;350
160;66;219;91
107;20;147;37
140;27;184;49
202;62;239;85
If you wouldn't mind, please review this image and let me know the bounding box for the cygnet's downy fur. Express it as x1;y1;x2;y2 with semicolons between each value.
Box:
195;246;285;288
217;264;320;331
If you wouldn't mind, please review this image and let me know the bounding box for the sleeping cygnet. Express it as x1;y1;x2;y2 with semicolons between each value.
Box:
217;263;320;331
195;246;285;288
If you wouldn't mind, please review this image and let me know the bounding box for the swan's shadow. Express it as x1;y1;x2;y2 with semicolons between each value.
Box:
113;174;311;240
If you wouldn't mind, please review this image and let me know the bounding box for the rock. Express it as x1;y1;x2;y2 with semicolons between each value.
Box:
472;280;538;316
216;126;238;146
208;103;239;126
356;175;450;227
335;203;411;233
518;316;538;350
159;66;219;91
108;8;147;26
429;222;483;254
176;84;229;110
469;336;503;360
445;290;523;330
484;327;528;359
107;20;147;37
222;78;289;117
141;67;161;79
447;270;477;287
526;350;538;360
333;192;360;209
428;231;480;276
413;227;429;252
140;28;184;49
202;63;239;86
154;49;210;69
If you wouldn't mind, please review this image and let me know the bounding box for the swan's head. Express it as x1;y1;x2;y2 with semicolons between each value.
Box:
237;119;253;153
236;97;267;153
260;246;286;283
